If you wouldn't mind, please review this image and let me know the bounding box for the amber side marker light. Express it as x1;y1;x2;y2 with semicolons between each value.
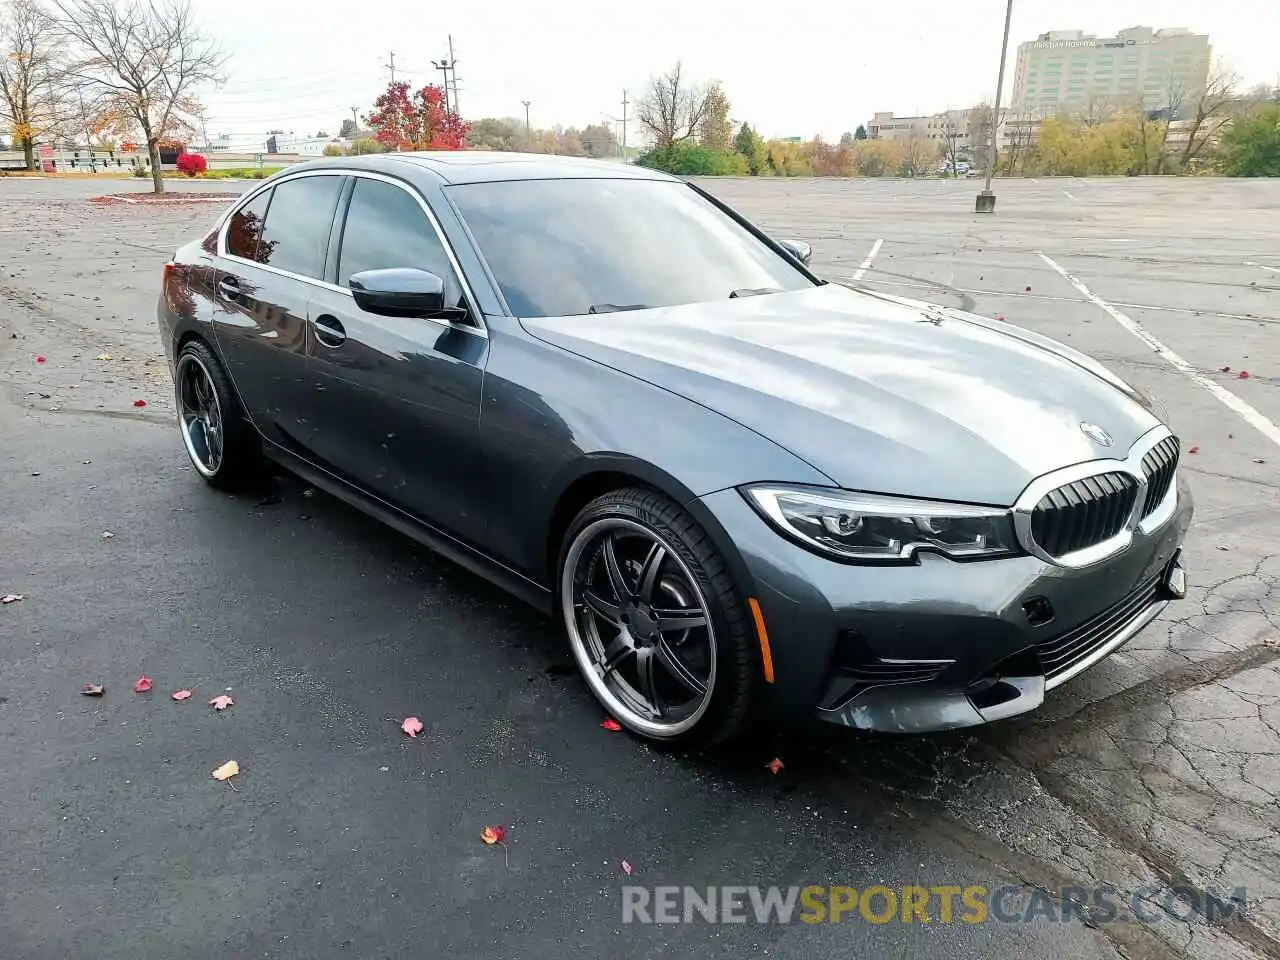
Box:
747;597;775;683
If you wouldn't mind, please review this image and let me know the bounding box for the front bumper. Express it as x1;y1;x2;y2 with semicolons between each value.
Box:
697;474;1193;733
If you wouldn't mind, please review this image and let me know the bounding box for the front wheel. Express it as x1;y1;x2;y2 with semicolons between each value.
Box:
558;488;757;746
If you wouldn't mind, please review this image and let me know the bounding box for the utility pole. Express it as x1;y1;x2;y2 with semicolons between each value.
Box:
621;88;629;160
433;59;452;112
448;35;460;116
976;0;1014;213
384;51;397;84
521;100;531;147
433;42;458;115
350;106;360;135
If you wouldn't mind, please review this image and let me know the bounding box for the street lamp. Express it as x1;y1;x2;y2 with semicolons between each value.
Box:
432;57;457;113
976;0;1014;213
521;100;531;146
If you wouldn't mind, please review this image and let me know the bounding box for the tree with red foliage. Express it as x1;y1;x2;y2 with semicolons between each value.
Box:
176;152;207;176
367;80;469;150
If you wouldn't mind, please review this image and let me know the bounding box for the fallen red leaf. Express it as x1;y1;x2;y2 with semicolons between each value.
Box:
1025;286;1032;292
1239;371;1250;379
1188;446;1199;454
1;593;23;604
481;825;506;845
994;314;1005;321
621;859;634;876
35;355;46;364
600;717;622;731
133;399;147;407
401;716;424;737
766;757;785;775
171;689;192;701
133;675;152;693
81;682;104;696
209;694;234;711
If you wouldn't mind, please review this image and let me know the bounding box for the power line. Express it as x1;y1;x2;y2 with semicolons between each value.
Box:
205;87;368;104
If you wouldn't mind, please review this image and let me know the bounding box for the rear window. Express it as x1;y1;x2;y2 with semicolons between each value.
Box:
256;175;344;279
447;178;812;318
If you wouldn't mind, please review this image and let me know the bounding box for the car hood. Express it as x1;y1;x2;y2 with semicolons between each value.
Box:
520;284;1161;506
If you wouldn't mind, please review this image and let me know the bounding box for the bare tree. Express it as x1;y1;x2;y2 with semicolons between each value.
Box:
1076;94;1118;127
937;113;965;173
897;133;937;177
967;102;994;173
1001;110;1039;176
1150;73;1192;173
53;0;225;192
1177;62;1242;168
0;0;70;169
637;61;708;150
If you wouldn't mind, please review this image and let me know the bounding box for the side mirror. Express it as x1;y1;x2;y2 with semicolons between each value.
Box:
778;239;812;265
349;267;448;318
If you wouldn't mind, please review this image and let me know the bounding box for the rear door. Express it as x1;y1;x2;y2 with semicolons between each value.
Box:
211;173;345;453
303;174;489;545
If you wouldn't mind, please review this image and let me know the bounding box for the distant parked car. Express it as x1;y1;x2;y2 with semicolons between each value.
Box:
157;153;1192;745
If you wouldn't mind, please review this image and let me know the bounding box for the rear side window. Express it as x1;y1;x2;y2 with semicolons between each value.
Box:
225;189;270;261
256;175;344;278
337;178;456;297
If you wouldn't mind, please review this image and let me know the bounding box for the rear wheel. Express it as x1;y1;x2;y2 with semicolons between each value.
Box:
559;487;756;746
174;340;263;490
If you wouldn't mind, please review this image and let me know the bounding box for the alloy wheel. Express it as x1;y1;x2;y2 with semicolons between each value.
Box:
176;353;224;477
562;518;717;738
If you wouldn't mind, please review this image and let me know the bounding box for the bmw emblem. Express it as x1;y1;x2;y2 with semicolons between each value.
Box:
1080;422;1113;447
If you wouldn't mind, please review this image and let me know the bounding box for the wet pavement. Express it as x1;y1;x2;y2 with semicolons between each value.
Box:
2;173;1278;959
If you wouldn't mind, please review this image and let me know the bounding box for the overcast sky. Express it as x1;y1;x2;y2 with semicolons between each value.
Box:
197;0;1277;144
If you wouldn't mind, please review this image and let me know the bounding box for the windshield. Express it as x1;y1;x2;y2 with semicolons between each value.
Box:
447;178;815;318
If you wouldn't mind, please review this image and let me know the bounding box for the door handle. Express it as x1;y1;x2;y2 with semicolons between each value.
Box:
312;313;346;347
217;276;240;300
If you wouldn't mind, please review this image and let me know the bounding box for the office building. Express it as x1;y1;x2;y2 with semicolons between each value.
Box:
867;109;974;151
1010;26;1210;118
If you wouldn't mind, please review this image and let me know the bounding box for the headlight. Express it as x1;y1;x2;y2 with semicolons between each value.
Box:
742;485;1019;563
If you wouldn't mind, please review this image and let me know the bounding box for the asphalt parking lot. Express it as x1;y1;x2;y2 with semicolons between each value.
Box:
2;173;1278;960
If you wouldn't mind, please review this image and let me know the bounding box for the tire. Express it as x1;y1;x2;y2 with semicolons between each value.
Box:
173;339;264;491
558;487;756;747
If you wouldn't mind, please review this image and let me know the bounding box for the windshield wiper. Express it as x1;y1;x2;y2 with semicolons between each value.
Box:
587;303;649;314
729;287;778;299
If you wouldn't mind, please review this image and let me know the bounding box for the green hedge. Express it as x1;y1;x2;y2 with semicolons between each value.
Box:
636;144;750;176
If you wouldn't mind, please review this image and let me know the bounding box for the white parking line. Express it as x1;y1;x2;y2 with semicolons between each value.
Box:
849;238;884;282
1063;190;1078;201
1246;261;1280;275
1038;252;1280;448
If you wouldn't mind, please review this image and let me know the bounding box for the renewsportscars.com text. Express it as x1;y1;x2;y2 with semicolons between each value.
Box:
621;884;1247;925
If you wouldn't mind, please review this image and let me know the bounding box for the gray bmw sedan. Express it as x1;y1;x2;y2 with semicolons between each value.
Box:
157;152;1191;745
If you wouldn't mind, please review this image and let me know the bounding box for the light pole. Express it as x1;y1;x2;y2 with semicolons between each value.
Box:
432;57;456;113
521;100;531;148
976;0;1014;213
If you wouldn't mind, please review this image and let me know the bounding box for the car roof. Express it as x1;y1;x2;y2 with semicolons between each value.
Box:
283;151;679;186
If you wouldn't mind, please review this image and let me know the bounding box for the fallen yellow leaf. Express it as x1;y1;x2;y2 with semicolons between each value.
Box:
212;760;239;781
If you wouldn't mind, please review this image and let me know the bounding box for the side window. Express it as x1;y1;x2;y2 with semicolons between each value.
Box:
256;175;344;278
225;189;270;261
338;178;459;304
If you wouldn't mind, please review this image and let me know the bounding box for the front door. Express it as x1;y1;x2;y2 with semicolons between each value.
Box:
304;175;489;547
210;173;345;454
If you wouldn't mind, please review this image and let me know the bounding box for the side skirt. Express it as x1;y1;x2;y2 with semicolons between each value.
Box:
264;444;554;615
